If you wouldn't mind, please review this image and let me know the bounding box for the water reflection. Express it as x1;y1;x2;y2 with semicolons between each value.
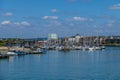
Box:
0;47;120;80
9;56;16;63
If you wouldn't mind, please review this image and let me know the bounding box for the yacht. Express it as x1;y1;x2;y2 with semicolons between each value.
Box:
32;48;47;54
7;51;18;56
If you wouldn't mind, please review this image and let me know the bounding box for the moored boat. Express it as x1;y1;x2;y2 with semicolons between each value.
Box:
101;46;105;49
58;46;70;52
95;46;102;50
89;47;95;51
7;51;18;56
32;48;47;54
11;50;26;55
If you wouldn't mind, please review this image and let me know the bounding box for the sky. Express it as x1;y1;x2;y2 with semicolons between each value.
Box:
0;0;120;38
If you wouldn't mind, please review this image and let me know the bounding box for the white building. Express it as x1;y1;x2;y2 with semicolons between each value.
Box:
68;36;76;43
75;34;81;43
48;33;58;40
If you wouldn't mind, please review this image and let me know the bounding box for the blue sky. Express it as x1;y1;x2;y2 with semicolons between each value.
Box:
0;0;120;38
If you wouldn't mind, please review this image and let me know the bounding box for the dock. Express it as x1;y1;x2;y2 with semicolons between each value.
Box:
0;54;9;59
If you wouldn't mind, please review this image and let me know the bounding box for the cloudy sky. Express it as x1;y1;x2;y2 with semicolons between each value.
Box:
0;0;120;38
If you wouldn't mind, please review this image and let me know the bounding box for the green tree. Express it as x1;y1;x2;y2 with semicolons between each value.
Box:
0;40;4;46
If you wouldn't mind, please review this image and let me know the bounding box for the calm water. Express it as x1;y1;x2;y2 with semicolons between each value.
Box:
0;47;120;80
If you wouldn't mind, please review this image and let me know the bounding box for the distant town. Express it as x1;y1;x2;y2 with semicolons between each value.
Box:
0;33;120;58
0;34;120;48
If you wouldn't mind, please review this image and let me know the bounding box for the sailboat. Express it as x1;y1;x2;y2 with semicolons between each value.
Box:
82;36;89;51
88;35;95;51
94;36;102;50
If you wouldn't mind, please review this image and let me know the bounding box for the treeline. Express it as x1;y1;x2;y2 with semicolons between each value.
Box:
0;38;23;46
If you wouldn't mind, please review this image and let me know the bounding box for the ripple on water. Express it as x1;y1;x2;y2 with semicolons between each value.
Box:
0;47;120;80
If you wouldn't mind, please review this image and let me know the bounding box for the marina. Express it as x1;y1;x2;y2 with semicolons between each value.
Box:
0;47;120;80
1;34;120;59
1;0;120;79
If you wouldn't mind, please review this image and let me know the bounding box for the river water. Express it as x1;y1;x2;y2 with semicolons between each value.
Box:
0;47;120;80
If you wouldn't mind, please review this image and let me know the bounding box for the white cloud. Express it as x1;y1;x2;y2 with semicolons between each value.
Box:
1;20;11;26
4;12;13;16
1;20;31;27
14;21;31;26
42;16;49;19
21;21;31;26
110;4;120;10
51;9;57;13
72;16;88;21
42;16;58;20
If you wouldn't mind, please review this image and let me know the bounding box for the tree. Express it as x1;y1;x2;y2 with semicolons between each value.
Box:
0;40;4;46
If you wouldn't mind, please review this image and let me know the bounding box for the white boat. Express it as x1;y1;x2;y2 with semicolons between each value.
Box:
7;51;18;56
58;46;63;51
101;46;105;49
32;48;47;54
89;46;95;51
32;48;42;54
95;46;102;50
14;51;26;55
82;46;89;51
58;46;70;52
74;46;82;50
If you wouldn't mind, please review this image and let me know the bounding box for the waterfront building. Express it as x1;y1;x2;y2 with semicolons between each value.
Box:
37;40;48;47
47;34;59;49
75;34;81;45
68;36;75;43
48;33;58;40
75;34;81;42
105;36;120;46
